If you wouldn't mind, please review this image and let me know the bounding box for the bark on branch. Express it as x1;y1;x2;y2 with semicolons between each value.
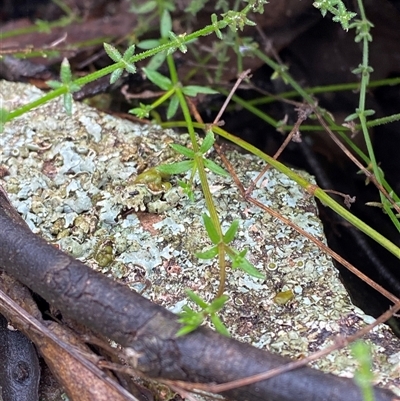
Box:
0;188;396;401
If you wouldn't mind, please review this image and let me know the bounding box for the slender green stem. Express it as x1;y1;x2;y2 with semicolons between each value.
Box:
215;126;400;259
367;113;400;127
151;88;175;109
161;120;400;260
227;93;279;127
240;77;400;108
216;90;400;209
167;54;227;296
5;5;252;123
353;0;399;230
251;44;400;232
0;16;76;40
356;2;377;173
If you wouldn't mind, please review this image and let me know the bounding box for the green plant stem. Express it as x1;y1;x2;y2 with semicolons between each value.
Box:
161;120;400;260
227;93;279;127
244;77;400;107
0;16;75;40
215;125;400;259
252;48;315;104
367;113;400;127
223;78;400;130
151;88;175;108
4;5;252;124
217;90;400;211
251;47;369;157
353;0;399;230
166;55;227;297
251;46;400;231
356;2;378;174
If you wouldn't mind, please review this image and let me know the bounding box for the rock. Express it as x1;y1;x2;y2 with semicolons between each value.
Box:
1;80;399;395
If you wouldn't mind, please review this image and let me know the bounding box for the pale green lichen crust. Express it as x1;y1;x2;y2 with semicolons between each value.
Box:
1;80;399;394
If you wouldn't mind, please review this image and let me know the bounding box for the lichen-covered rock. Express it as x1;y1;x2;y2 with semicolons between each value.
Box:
1;80;399;394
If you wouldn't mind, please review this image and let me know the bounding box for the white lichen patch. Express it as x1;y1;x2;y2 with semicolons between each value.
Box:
1;80;399;394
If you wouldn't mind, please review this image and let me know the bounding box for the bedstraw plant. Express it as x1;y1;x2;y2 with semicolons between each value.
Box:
1;4;399;396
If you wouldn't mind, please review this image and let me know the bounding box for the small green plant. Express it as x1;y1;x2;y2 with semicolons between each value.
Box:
132;7;267;334
351;341;375;401
130;67;218;120
46;58;81;115
177;290;230;336
197;213;264;279
103;43;137;84
2;0;400;341
157;130;228;178
313;0;357;30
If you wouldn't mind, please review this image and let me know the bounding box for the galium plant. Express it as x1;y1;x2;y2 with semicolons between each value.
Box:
351;341;376;401
1;0;400;341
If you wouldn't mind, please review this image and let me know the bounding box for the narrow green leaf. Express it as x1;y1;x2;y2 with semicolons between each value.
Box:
352;65;363;75
124;63;137;75
178;180;195;202
146;52;167;71
160;9;172;38
143;67;172;90
204;158;230;177
196;245;218;259
363;109;375;117
178;306;200;323
68;83;81;93
45;80;63;89
202;213;221;244
60;58;72;83
230;250;265;279
210;314;230;337
345;112;358;122
63;93;73;115
110;68;124;84
129;103;152;118
167;94;180;119
230;249;245;269
179;42;187;54
209;294;229;311
177;308;204;336
175;325;197;337
211;13;224;39
168;31;188;53
157;160;194;175
183;85;219;96
103;43;122;62
170;143;195;158
223;220;239;243
180;305;195;315
137;39;161;50
199;130;215;153
123;44;136;60
130;0;157;14
185;289;208;309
